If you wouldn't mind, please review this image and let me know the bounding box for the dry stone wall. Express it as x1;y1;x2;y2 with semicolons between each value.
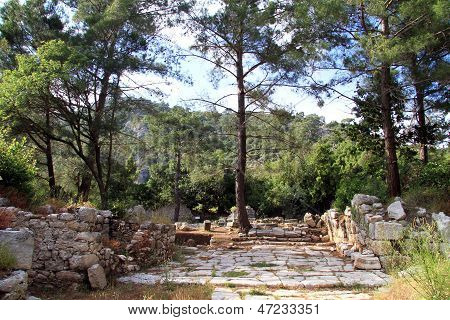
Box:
0;201;176;296
322;194;449;270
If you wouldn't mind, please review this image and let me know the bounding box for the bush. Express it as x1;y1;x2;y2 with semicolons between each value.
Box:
0;244;16;270
0;129;36;195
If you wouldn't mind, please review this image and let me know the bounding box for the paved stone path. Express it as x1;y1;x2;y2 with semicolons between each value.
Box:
118;243;389;299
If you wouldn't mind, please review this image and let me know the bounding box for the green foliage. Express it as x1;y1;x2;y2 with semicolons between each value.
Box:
0;128;36;194
0;244;16;270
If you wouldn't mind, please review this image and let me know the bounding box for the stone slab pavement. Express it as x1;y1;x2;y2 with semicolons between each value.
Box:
118;244;390;299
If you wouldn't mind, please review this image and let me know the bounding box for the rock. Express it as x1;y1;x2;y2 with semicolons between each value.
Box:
415;207;427;217
55;271;83;283
98;210;112;218
367;215;384;223
87;264;107;290
369;221;404;240
373;203;383;209
354;256;382;270
59;213;75;221
179;222;195;231
387;201;406;220
75;232;101;242
359;204;372;214
321;235;330;242
0;198;11;207
303;213;316;228
351;194;380;207
203;220;211;232
78;207;98;223
126;205;150;223
367;240;393;256
432;212;450;242
0;228;34;270
0;270;28;299
69;254;99;270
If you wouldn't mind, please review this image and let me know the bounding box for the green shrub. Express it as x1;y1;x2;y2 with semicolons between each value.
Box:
0;128;36;194
0;244;16;270
394;224;450;300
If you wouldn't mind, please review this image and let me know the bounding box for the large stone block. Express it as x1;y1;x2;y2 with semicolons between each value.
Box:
354;256;382;270
78;207;98;223
367;239;393;255
432;212;450;242
0;228;34;270
69;254;99;270
369;221;404;240
88;264;107;290
0;270;28;300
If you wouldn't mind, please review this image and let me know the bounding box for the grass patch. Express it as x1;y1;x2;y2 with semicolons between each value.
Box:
222;270;249;278
383;224;450;300
149;213;173;225
0;244;16;270
211;266;217;277
250;262;277;268
374;278;421;300
30;282;214;300
224;282;236;288
248;288;268;296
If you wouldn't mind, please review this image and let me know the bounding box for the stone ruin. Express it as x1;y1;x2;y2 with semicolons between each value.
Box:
234;212;327;244
0;200;175;299
227;206;256;227
322;194;450;271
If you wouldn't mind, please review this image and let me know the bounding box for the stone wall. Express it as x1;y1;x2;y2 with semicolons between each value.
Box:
0;202;176;295
322;194;449;270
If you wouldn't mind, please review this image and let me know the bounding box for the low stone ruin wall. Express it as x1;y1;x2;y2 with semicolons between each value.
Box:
322;194;450;271
0;201;175;298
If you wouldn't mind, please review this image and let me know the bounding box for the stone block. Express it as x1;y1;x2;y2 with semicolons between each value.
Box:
203;220;211;231
432;212;450;242
369;221;404;240
88;264;107;290
354;256;382;270
367;240;393;256
0;270;28;300
0;228;34;270
69;254;99;270
78;207;97;223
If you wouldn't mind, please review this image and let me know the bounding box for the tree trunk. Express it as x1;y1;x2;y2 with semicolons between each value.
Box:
173;148;181;222
411;57;428;164
93;73;111;209
380;17;401;197
45;139;56;198
77;171;92;203
43;109;57;198
235;50;251;233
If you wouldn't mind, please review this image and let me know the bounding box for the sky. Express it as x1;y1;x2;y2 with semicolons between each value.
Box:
0;0;357;123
